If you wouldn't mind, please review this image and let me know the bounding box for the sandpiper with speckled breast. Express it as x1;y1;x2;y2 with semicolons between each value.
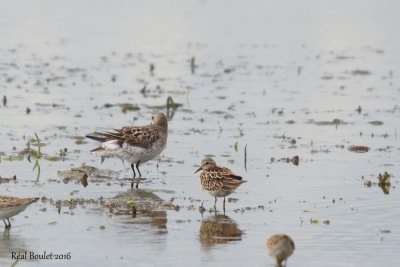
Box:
195;157;246;212
86;112;168;188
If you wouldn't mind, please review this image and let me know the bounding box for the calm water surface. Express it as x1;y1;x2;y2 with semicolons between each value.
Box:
0;1;399;266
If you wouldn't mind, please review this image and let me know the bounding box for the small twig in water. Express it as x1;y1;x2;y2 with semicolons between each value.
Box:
32;132;42;179
244;144;247;172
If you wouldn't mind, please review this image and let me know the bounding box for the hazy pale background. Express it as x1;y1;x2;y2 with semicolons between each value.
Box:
0;1;399;266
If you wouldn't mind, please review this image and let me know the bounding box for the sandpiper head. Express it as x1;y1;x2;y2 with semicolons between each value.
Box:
152;112;168;128
195;157;217;173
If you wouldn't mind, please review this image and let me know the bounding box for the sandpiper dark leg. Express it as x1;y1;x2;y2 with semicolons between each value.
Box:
223;197;226;212
130;164;136;188
135;161;141;189
214;197;217;211
5;219;11;229
136;161;142;177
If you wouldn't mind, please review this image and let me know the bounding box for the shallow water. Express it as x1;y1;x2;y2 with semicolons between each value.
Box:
1;0;400;266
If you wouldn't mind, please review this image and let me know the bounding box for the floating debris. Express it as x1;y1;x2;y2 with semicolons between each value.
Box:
73;136;87;145
119;103;140;113
139;85;147;96
351;69;371;75
1;154;24;161
233;141;238;152
125;197;137;217
277;155;299;166
190;56;197;74
44;155;62;162
199;201;206;214
103;103;140;113
224;67;235;74
57;164;119;186
80;173;88;188
368;121;383;126
320;75;334;80
322;220;330;225
0;175;16;183
291;155;299;166
29;132;42;179
244;144;247;171
103;190;169;232
314;118;343;126
364;171;391;194
45;197;100;210
348;145;369;153
166;96;182;119
378;172;391;194
297;66;302;76
310;146;331;154
310;217;330;225
149;63;155;75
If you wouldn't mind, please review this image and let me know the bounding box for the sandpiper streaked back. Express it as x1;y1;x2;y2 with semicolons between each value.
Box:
266;234;295;266
86;112;168;188
0;195;39;229
195;157;246;212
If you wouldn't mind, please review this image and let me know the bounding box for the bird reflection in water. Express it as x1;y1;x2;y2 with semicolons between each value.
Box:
105;190;168;234
0;230;30;264
199;214;243;248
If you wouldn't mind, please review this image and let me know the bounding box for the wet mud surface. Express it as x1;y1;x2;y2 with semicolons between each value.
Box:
1;1;400;266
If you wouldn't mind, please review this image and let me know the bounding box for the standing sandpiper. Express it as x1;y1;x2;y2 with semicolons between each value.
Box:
195;157;246;212
0;195;39;229
266;234;295;266
86;112;168;188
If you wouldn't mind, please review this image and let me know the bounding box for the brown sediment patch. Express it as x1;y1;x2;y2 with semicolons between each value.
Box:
348;145;369;153
103;189;175;214
57;164;119;185
103;190;175;233
42;197;101;211
42;188;174;231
